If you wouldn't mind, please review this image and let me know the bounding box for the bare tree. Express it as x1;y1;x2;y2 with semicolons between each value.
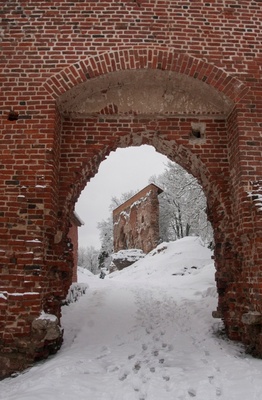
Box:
150;161;213;244
110;190;136;211
78;246;100;274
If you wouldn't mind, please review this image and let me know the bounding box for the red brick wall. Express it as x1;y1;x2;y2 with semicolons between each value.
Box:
0;0;261;377
67;221;79;284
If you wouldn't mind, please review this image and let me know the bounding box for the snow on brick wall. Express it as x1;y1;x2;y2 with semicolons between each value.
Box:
0;0;262;378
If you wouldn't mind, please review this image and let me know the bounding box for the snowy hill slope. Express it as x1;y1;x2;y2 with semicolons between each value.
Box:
1;237;262;400
110;237;214;287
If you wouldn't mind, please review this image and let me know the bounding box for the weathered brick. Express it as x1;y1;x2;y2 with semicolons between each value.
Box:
0;0;261;379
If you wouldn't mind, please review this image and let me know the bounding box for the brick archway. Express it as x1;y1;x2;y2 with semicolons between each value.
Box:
44;48;248;103
0;54;260;378
43;47;248;215
1;3;262;378
51;55;257;357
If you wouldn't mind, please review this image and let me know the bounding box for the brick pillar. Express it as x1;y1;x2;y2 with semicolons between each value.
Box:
0;104;67;378
213;102;262;355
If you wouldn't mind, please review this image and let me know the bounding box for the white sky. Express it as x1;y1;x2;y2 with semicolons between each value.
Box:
75;145;168;249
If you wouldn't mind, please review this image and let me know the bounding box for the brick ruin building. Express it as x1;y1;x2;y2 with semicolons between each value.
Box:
0;0;262;378
113;184;163;254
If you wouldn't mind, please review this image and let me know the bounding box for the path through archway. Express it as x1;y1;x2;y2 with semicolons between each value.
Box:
53;66;236;349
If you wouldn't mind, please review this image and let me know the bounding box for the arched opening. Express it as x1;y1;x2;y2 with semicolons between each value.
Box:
40;57;259;364
56;65;235;216
54;66;234;340
75;144;212;269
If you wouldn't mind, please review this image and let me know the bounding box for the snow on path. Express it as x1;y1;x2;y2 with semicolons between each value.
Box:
1;237;262;400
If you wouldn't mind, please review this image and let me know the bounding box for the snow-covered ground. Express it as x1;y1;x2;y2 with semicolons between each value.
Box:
1;237;262;400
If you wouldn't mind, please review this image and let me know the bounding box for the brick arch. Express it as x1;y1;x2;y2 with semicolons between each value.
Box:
57;119;234;349
52;48;248;233
37;54;262;383
58;118;231;277
52;49;239;292
68;132;223;213
43;47;249;104
53;51;246;363
59;120;227;224
45;48;248;230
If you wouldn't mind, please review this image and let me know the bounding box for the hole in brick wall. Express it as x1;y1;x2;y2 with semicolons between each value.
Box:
7;110;19;121
190;122;206;141
191;129;201;139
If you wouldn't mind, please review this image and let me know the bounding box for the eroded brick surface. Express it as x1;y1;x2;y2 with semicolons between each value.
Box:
113;184;163;254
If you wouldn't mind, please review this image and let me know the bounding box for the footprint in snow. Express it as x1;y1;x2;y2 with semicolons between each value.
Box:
208;373;222;397
118;369;129;381
188;388;197;397
132;377;141;392
96;345;110;359
153;335;160;342
133;361;142;373
96;354;107;360
106;365;119;373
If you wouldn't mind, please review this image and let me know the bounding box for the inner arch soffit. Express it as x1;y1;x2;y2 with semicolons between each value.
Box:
44;48;249;109
57;69;234;118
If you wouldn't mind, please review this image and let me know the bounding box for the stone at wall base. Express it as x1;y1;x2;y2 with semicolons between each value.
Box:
110;249;145;272
212;310;223;319
0;316;63;380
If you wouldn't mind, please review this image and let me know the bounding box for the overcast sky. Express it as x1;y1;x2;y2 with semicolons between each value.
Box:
75;145;168;249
